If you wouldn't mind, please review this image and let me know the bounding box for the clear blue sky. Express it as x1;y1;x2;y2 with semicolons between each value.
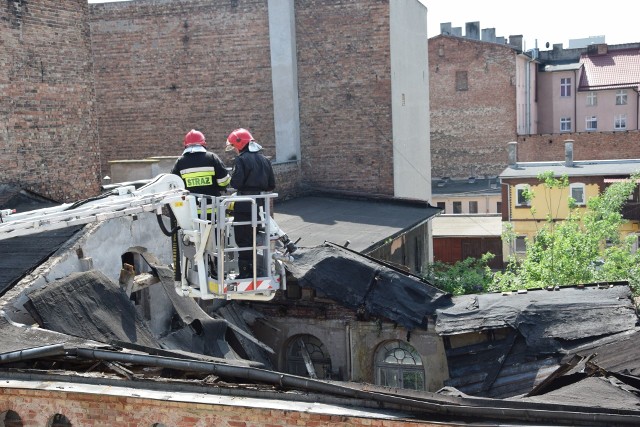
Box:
88;1;640;49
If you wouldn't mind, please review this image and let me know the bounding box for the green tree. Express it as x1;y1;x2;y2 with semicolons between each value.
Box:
423;253;495;296
493;172;640;295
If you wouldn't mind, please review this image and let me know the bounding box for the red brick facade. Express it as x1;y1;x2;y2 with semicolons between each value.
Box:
516;131;640;162
429;35;518;180
295;0;394;195
0;0;100;202
89;0;395;197
0;386;443;427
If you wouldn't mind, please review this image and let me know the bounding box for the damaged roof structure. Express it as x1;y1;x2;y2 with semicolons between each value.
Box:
1;192;640;426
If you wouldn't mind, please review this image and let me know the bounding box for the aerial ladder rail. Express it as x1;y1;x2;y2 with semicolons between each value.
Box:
0;186;188;241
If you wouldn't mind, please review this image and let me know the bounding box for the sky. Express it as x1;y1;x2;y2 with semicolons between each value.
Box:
88;1;640;50
425;0;640;50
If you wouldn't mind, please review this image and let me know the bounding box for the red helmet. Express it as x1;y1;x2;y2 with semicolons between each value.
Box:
184;129;206;147
225;128;254;152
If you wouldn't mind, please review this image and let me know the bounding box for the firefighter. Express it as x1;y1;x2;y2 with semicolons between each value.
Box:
225;128;276;279
171;129;231;198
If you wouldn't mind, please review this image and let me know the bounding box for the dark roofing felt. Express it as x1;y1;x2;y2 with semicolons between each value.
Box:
431;178;500;196
21;268;257;365
287;243;451;329
435;284;636;353
0;188;81;295
274;195;440;252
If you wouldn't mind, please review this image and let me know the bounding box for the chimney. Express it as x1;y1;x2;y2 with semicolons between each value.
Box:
481;28;496;43
564;140;574;167
507;141;518;167
440;22;452;35
508;35;523;51
465;22;480;40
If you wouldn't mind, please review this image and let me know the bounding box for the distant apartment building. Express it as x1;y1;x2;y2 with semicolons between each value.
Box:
429;22;537;181
537;44;640;134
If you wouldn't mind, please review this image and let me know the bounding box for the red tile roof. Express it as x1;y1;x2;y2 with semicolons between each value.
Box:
579;48;640;90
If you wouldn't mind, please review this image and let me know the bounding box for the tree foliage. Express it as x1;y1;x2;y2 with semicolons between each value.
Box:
493;172;640;295
423;253;495;296
425;173;640;297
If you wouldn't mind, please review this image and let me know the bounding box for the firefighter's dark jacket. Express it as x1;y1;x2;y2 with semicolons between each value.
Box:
171;148;230;197
230;148;275;212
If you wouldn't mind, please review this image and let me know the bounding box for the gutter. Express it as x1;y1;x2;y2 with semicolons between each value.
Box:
71;347;640;426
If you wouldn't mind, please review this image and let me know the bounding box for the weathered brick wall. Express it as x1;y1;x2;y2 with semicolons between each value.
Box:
429;35;517;180
89;0;276;188
515;131;640;162
90;0;395;198
0;0;100;202
295;0;394;196
0;387;439;426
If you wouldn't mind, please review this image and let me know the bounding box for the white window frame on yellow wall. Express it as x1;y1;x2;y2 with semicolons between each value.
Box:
515;184;530;207
569;183;586;206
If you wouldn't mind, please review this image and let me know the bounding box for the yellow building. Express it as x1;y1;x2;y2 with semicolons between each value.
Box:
499;140;640;258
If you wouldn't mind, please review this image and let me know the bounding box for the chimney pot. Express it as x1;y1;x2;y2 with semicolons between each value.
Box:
507;141;518;167
565;139;574;167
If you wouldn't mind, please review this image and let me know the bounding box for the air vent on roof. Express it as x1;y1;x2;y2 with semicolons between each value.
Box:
468;177;476;184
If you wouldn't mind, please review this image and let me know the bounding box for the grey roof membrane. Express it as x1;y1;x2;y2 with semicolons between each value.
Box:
436;283;637;353
499;159;640;179
274;195;440;252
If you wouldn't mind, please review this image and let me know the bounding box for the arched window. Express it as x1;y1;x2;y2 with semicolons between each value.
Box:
285;334;332;379
47;414;71;427
0;410;23;427
375;340;425;390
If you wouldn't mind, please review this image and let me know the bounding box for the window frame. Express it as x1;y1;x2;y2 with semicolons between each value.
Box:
560;117;572;132
515;184;530;207
515;236;527;253
614;114;627;130
452;201;462;214
375;340;425;391
585;115;598;131
469;200;478;214
560;77;571;97
616;89;628;106
586;91;597;106
569;182;586;206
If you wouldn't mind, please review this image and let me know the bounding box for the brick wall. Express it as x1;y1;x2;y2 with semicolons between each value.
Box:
0;386;441;426
89;0;277;187
0;0;100;202
90;0;396;198
295;0;394;196
429;35;517;180
516;131;640;162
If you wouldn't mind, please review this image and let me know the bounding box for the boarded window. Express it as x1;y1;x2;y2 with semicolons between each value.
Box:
456;71;468;91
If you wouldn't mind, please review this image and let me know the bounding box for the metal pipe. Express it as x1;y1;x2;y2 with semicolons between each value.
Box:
0;344;65;364
73;348;640;426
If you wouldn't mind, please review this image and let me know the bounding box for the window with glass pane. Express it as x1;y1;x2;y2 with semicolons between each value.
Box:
560;78;571;97
515;236;527;253
453;201;462;213
570;183;585;205
375;341;424;390
616;89;627;105
614;114;627;130
560;117;572;132
496;201;502;213
586;116;597;130
586;91;597;106
469;201;478;213
516;185;529;206
437;201;446;212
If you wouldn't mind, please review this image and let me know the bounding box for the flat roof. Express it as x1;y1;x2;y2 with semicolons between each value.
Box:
500;159;640;179
274;195;440;252
431;214;503;237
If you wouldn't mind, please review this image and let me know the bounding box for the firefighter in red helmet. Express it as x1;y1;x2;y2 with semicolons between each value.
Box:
171;129;230;197
226;128;276;279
